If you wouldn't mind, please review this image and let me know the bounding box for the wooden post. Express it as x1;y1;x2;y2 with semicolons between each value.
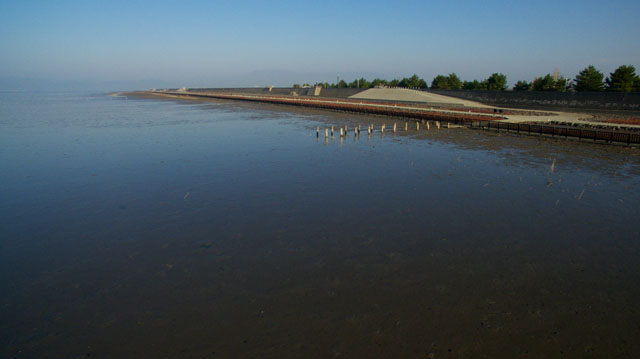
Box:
331;126;334;137
416;122;419;131
426;122;430;130
405;122;408;131
340;127;344;137
316;127;319;138
436;121;440;129
325;128;328;138
393;123;397;133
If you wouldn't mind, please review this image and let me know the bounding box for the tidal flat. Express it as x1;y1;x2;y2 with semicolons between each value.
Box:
1;92;639;358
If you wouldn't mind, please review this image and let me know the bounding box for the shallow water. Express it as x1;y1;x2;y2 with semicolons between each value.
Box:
1;92;639;358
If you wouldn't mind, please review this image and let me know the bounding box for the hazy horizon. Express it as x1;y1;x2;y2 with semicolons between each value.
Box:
1;0;639;91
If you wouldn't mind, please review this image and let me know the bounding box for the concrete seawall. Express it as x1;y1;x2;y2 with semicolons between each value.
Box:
427;90;640;114
188;87;366;98
181;87;640;114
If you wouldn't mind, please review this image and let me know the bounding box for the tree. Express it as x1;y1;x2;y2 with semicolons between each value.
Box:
388;79;400;87
293;84;300;88
370;78;388;88
431;75;449;89
574;65;604;91
533;74;558;91
513;80;532;91
485;73;507;90
447;73;462;90
605;65;638;92
553;76;568;91
462;80;486;90
337;79;348;88
398;74;425;88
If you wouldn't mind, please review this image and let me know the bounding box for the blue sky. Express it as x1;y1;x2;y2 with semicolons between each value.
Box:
1;0;639;89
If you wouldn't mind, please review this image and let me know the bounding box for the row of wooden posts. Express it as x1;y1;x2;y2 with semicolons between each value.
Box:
316;120;451;138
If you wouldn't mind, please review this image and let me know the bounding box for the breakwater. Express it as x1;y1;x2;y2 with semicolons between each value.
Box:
187;87;365;98
150;91;640;145
175;87;640;114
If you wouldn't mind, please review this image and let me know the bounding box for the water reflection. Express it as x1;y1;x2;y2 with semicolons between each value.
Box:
1;92;639;358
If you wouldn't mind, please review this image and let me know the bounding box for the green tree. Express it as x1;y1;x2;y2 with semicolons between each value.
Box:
485;73;507;90
553;77;568;92
337;79;348;88
293;84;300;88
388;79;400;87
462;80;485;90
513;80;532;91
398;74;419;88
447;73;462;89
533;75;557;91
370;78;388;88
431;75;449;89
605;65;638;92
574;65;604;91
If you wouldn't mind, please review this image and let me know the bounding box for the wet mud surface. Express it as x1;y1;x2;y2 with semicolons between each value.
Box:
1;93;639;358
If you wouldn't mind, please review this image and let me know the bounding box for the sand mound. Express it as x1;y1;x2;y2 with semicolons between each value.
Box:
349;88;489;107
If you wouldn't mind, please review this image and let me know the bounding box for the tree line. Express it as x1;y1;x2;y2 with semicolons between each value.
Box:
292;65;640;92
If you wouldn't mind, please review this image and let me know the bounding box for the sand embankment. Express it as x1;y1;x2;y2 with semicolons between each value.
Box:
349;88;490;108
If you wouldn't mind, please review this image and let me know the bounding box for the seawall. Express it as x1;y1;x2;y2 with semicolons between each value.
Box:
427;90;640;114
174;87;640;114
188;87;366;98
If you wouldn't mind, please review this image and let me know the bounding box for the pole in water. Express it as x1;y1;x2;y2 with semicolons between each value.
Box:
345;125;348;134
381;125;384;134
325;128;328;138
393;123;397;133
416;122;420;131
426;122;430;130
340;127;344;137
404;122;408;131
447;122;450;129
316;127;319;138
436;121;440;129
331;126;334;137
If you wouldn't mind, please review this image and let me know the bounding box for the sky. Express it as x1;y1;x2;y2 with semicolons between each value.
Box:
1;0;639;90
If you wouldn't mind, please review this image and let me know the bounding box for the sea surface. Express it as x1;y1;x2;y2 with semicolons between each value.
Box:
1;91;639;358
